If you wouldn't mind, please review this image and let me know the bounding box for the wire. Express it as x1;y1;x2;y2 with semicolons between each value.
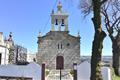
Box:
42;0;59;34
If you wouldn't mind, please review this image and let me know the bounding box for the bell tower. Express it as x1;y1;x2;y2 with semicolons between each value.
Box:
51;1;68;31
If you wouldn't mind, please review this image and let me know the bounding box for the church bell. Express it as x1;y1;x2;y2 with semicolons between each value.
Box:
61;19;64;26
55;19;58;25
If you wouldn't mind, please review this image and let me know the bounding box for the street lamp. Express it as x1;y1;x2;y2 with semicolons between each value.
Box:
73;63;77;80
41;63;45;80
73;63;77;70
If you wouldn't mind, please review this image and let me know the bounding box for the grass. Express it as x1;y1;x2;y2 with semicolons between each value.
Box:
109;67;120;80
113;75;120;80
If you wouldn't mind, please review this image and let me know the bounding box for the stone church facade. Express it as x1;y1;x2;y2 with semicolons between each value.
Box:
37;2;80;69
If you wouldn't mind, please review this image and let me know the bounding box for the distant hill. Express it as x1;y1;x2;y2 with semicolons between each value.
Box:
81;56;112;63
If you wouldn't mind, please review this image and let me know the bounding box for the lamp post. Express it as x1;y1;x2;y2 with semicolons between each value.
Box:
73;63;77;80
41;63;45;80
60;68;61;80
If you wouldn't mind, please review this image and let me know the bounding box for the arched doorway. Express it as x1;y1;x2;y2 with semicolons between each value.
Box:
56;56;64;70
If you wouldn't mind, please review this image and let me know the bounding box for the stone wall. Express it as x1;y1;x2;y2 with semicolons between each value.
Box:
37;31;80;69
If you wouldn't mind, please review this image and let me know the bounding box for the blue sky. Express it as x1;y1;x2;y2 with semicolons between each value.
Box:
0;0;112;55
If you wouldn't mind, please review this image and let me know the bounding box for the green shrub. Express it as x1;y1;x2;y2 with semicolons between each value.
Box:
45;70;50;76
70;70;74;77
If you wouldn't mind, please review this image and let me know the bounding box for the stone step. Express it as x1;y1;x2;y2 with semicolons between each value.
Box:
46;69;73;80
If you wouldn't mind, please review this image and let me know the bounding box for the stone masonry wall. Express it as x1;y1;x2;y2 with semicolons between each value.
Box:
37;31;80;69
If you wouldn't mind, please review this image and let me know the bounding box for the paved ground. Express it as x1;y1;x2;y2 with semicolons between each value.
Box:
46;69;73;80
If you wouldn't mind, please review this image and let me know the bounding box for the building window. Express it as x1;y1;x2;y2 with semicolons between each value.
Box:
58;44;63;49
0;53;1;65
61;44;62;49
58;44;59;49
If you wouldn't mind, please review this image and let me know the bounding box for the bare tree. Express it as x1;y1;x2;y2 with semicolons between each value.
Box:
80;0;107;80
80;0;120;76
101;0;120;76
8;46;15;64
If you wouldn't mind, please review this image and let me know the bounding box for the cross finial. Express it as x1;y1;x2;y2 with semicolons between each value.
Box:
38;31;42;37
52;9;54;14
59;0;61;4
57;0;62;12
8;32;13;42
9;32;12;37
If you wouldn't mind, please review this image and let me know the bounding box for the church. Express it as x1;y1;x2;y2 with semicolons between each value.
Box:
36;2;80;70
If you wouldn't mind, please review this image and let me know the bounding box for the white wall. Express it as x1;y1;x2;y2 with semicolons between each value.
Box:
0;32;9;65
77;61;111;80
101;67;111;80
27;53;36;62
0;45;9;65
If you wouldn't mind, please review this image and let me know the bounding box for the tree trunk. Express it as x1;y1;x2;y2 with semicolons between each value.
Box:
91;30;106;80
112;35;120;76
90;0;106;80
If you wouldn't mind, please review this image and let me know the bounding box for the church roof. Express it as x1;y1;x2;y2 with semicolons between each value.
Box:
38;31;80;39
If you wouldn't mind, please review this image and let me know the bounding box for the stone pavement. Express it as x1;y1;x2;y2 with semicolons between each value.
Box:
46;69;73;80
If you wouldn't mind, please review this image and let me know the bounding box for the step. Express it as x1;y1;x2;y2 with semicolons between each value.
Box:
46;69;73;80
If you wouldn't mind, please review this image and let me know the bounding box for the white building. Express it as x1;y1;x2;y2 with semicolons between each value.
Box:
0;32;28;65
27;53;36;62
0;32;9;65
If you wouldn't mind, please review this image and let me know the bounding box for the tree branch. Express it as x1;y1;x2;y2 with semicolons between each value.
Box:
112;17;120;28
100;0;108;5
